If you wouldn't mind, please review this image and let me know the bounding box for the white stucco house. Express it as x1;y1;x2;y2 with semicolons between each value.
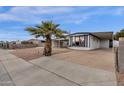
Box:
54;32;113;50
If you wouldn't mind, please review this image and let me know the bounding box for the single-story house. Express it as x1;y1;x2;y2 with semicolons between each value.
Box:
28;39;43;47
54;32;113;50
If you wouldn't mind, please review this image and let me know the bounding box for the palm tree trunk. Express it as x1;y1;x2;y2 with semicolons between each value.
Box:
43;36;52;56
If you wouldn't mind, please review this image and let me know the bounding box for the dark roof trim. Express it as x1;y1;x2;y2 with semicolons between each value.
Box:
69;32;90;36
68;32;101;39
68;32;113;40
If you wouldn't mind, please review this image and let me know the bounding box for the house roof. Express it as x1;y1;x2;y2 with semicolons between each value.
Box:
69;32;113;40
91;32;113;40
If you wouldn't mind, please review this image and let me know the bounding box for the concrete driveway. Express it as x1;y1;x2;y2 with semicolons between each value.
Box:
0;48;117;85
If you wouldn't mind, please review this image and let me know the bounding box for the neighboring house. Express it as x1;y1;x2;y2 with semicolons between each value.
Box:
54;32;113;50
15;40;22;44
41;40;45;47
0;41;9;49
7;39;42;49
28;39;42;47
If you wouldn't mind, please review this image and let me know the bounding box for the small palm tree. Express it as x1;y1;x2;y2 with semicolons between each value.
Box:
114;29;124;40
25;21;66;56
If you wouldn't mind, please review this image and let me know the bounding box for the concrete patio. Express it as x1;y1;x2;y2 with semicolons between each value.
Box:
0;48;117;86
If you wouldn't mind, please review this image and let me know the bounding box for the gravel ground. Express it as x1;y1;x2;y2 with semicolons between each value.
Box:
51;48;115;72
116;72;124;85
11;47;71;61
11;47;114;72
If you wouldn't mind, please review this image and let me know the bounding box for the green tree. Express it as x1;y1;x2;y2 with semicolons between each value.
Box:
25;21;66;56
114;29;124;40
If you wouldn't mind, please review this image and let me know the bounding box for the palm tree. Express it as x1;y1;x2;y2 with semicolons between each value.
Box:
25;21;66;56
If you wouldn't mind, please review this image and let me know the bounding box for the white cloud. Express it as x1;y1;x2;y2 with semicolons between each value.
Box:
9;6;75;15
0;6;95;24
0;13;23;21
0;6;75;22
1;6;124;25
62;7;124;24
114;7;124;15
1;6;124;41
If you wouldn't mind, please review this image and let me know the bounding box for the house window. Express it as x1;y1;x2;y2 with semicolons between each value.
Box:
70;35;88;47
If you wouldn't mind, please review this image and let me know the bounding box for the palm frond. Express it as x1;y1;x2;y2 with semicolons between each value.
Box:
25;21;66;39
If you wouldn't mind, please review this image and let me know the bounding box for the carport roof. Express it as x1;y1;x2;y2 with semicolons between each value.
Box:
69;32;113;40
91;32;113;40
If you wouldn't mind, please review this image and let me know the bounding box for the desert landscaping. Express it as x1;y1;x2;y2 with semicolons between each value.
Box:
11;47;115;72
0;47;117;85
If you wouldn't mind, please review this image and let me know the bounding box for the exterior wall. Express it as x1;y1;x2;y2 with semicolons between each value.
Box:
89;35;100;49
16;41;21;44
89;35;110;49
118;39;124;73
100;40;109;48
52;40;55;47
68;34;89;50
28;39;43;47
31;40;42;47
69;47;91;50
113;40;119;47
53;40;68;48
67;33;111;50
68;34;101;50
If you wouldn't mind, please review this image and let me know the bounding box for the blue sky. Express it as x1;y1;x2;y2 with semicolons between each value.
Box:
0;6;124;41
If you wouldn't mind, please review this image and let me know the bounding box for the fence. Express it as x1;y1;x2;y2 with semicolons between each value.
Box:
114;40;124;85
0;43;38;49
114;47;119;72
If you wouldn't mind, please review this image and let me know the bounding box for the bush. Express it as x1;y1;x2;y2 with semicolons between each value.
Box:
114;29;124;40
